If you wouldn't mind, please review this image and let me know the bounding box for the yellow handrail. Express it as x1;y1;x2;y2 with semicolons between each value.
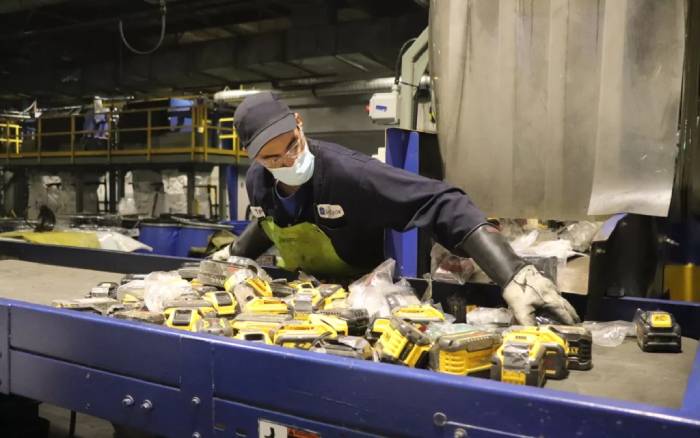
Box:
0;122;21;154
0;103;243;163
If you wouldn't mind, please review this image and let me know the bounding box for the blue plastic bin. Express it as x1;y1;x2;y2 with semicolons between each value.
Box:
138;222;180;256
223;220;250;236
175;223;232;257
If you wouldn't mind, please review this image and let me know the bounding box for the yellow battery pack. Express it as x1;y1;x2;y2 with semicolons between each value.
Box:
246;277;273;297
202;291;238;317
164;308;203;332
309;313;349;336
430;331;501;375
318;284;349;309
245;297;289;315
195;317;233;336
505;327;569;379
234;329;273;344
547;325;593;371
375;317;432;368
392;305;445;324
162;298;216;317
231;313;290;337
491;334;546;387
273;322;337;350
366;317;391;343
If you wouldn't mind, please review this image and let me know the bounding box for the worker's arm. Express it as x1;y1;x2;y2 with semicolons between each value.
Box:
457;224;579;325
361;159;579;325
211;220;272;261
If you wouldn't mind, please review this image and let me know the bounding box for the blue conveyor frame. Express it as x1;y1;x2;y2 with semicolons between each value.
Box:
0;243;699;437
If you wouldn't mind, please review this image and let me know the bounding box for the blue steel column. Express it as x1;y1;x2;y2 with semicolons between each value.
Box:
226;165;238;221
384;128;420;277
0;304;8;395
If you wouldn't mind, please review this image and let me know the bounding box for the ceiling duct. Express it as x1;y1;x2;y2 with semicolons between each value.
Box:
0;0;71;14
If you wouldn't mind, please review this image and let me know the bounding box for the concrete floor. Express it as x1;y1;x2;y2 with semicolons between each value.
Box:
0;260;122;438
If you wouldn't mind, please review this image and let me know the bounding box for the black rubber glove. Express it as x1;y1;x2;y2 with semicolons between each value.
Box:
455;224;527;287
211;220;272;261
455;224;580;325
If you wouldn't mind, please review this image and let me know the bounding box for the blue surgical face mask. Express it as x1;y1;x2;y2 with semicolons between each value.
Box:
268;132;314;186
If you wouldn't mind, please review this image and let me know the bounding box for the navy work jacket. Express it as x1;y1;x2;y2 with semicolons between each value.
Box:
246;139;487;270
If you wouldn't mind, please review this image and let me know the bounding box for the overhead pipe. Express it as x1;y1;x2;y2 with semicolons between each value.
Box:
214;77;415;104
0;0;71;14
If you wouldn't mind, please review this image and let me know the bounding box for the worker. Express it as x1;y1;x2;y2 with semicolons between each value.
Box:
213;92;579;325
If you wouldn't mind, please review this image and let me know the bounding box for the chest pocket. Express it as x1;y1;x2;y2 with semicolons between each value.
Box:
314;204;347;229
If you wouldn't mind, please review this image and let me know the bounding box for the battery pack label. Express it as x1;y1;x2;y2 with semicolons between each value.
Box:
258;419;321;438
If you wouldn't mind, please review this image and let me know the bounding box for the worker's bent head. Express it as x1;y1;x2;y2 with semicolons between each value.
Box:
234;91;305;169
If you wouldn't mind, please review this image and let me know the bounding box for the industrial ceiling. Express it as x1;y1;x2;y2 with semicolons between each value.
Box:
0;0;427;108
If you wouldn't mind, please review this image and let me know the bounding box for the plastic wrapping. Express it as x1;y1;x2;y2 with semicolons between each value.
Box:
559;221;602;252
143;271;193;313
582;320;635;347
466;307;514;326
510;230;578;267
425;322;477;341
95;230;152;252
430;243;475;285
116;280;146;302
347;259;420;318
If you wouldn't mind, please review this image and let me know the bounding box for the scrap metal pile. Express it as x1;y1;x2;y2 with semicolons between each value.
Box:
52;257;600;388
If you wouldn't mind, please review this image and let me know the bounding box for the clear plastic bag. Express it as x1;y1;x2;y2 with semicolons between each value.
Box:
116;280;145;302
559;221;602;252
425;322;477;341
466;307;514;326
143;271;193;313
582;320;635;347
430;243;475;285
347;259;420;318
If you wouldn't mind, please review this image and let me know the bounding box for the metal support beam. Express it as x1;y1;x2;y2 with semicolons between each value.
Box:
107;170;117;213
75;173;83;213
217;165;227;220
399;27;429;130
187;167;195;216
116;169;126;206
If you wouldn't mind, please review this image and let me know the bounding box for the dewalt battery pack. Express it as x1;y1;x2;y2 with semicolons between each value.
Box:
53;297;122;315
199;259;259;288
245;297;289;315
273;323;337;350
504;327;568;379
246;277;273;297
430;331;501;376
202;291;237;317
317;308;369;336
269;280;295;297
163;298;216;318
634;309;682;353
366;317;391;344
112;309;165;325
195;318;233;336
548;325;593;370
310;336;373;360
318;284;348;309
491;338;546;387
375;317;432;368
290;281;323;309
234;330;272;344
392;305;445;324
164;308;202;332
231;313;290;338
309;313;349;336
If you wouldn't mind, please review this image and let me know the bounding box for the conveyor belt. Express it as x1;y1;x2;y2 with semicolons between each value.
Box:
546;337;697;408
0;260;697;414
